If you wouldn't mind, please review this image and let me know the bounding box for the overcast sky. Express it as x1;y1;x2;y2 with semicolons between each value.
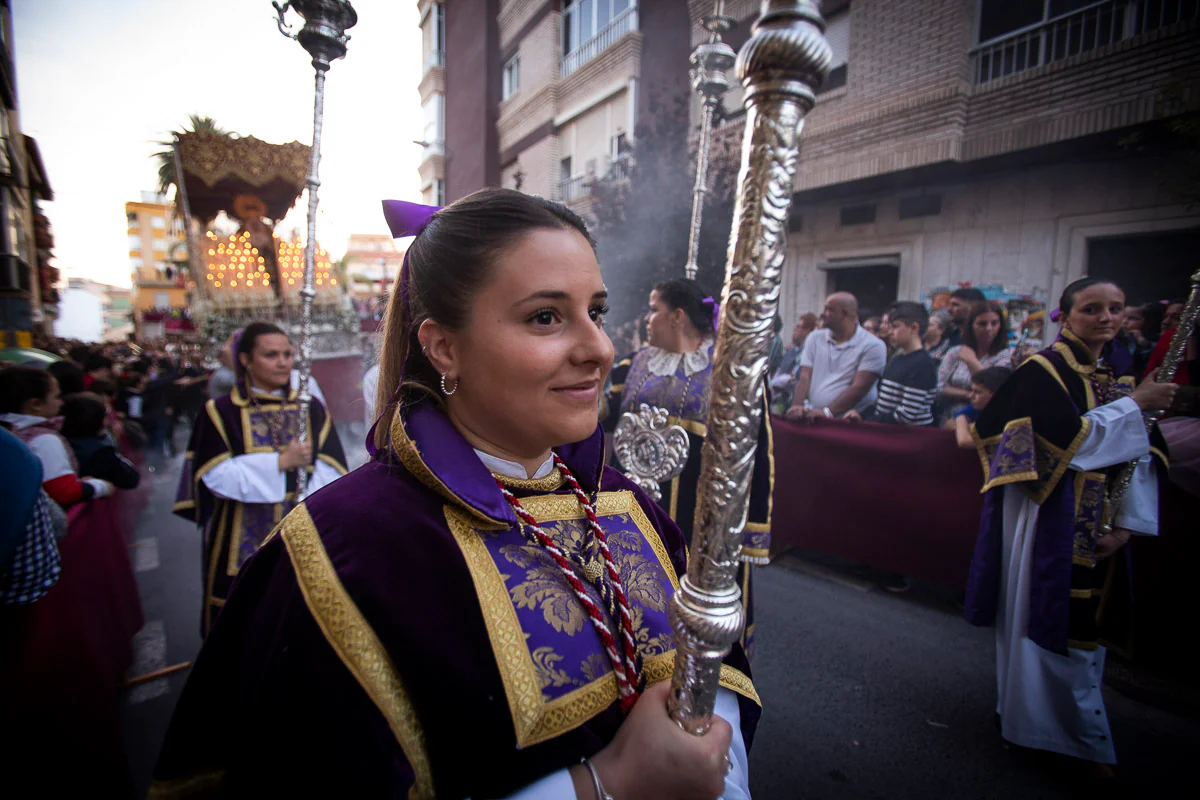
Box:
13;0;424;288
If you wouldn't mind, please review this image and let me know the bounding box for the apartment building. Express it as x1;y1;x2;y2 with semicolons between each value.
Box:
0;0;57;347
694;0;1200;322
417;0;692;213
342;233;405;300
126;191;188;317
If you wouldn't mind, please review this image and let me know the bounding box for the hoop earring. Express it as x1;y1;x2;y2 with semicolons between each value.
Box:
440;373;458;396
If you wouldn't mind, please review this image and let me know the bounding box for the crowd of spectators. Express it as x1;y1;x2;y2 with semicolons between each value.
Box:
1;337;222;607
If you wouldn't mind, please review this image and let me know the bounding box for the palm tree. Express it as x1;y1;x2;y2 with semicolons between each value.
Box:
153;115;237;197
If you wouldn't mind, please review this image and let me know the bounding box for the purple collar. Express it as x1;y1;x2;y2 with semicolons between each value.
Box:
391;401;606;526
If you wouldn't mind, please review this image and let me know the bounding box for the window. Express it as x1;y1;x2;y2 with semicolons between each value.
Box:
152;237;167;251
153;291;169;308
502;54;520;100
610;132;628;160
130;256;144;269
151;216;166;229
434;179;446;207
819;10;850;93
422;93;445;150
128;234;142;252
562;1;636;75
423;3;446;71
126;212;138;227
560;156;573;180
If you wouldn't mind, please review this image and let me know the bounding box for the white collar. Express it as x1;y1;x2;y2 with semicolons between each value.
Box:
645;337;715;377
0;413;49;430
473;448;556;480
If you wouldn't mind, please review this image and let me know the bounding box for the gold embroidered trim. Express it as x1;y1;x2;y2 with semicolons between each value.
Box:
241;402;301;454
318;452;349;474
1073;554;1097;568
172;500;196;513
494;471;567;491
976;417;1038;493
1028;354;1068;395
668;475;681;522
609;383;625;394
1066;638;1100;652
146;769;228;799
203;503;229;636
1151;446;1168;468
1024;422;1092;504
1070;588;1099;599
444;490;683;749
204;400;231;450
389;408;504;526
280;504;435;799
666;415;707;438
743;523;770;534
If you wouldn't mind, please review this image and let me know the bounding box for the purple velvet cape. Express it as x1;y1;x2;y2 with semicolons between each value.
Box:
172;380;347;636
151;400;759;799
963;331;1167;654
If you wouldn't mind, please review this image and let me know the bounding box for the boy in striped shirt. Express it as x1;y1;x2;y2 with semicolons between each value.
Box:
845;301;938;426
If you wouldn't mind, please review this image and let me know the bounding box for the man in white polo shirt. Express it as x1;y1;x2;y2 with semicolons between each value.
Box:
784;291;887;421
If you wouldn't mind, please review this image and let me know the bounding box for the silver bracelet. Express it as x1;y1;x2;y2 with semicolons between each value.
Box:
583;757;614;800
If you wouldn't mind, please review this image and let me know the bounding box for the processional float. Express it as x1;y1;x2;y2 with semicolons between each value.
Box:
668;0;831;732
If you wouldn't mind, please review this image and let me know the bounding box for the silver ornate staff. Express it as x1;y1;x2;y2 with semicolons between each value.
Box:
1100;267;1200;535
684;1;737;281
273;0;357;500
669;0;830;733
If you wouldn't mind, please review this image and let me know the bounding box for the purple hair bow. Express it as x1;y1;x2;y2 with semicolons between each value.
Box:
381;199;443;316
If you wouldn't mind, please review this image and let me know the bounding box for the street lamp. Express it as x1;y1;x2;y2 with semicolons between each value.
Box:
273;0;357;500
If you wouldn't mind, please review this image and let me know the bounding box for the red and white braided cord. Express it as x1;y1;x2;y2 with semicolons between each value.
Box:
494;462;641;714
551;455;643;693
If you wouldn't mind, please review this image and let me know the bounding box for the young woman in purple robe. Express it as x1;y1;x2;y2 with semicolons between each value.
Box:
964;277;1177;778
603;278;773;662
172;321;347;636
151;189;758;799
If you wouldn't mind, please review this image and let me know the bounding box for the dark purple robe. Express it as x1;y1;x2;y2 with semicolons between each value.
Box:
173;380;347;636
964;331;1167;654
605;345;773;661
150;400;759;799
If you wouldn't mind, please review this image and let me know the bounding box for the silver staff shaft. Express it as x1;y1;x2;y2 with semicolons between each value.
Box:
1100;267;1200;534
273;0;356;500
668;0;831;734
293;63;326;500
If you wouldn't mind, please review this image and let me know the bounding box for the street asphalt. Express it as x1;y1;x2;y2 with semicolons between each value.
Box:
118;430;1198;799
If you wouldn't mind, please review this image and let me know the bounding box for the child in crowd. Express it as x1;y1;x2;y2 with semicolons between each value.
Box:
953;366;1012;449
845;301;938;426
0;366;113;507
60;392;141;490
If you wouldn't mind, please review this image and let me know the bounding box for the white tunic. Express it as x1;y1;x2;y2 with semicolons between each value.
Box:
995;396;1157;764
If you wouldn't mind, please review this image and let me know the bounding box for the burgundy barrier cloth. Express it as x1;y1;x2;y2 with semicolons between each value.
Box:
0;491;145;791
768;417;985;589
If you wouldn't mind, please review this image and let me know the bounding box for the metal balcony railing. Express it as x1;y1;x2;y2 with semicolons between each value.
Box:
971;0;1198;85
559;175;589;202
606;154;634;182
561;7;638;77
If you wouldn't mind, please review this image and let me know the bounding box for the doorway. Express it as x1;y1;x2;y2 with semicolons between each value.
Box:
1087;228;1200;305
827;262;899;320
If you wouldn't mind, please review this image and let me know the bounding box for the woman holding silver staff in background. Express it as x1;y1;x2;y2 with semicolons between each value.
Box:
964;276;1177;778
151;191;758;799
604;278;774;662
173;322;347;637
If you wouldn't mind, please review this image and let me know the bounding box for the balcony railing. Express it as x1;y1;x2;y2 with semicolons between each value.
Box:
605;154;634;182
559;175;589;203
561;6;638;77
971;0;1198;85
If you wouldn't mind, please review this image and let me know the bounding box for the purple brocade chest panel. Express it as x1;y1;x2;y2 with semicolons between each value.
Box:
245;405;301;452
445;489;680;748
620;350;712;424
